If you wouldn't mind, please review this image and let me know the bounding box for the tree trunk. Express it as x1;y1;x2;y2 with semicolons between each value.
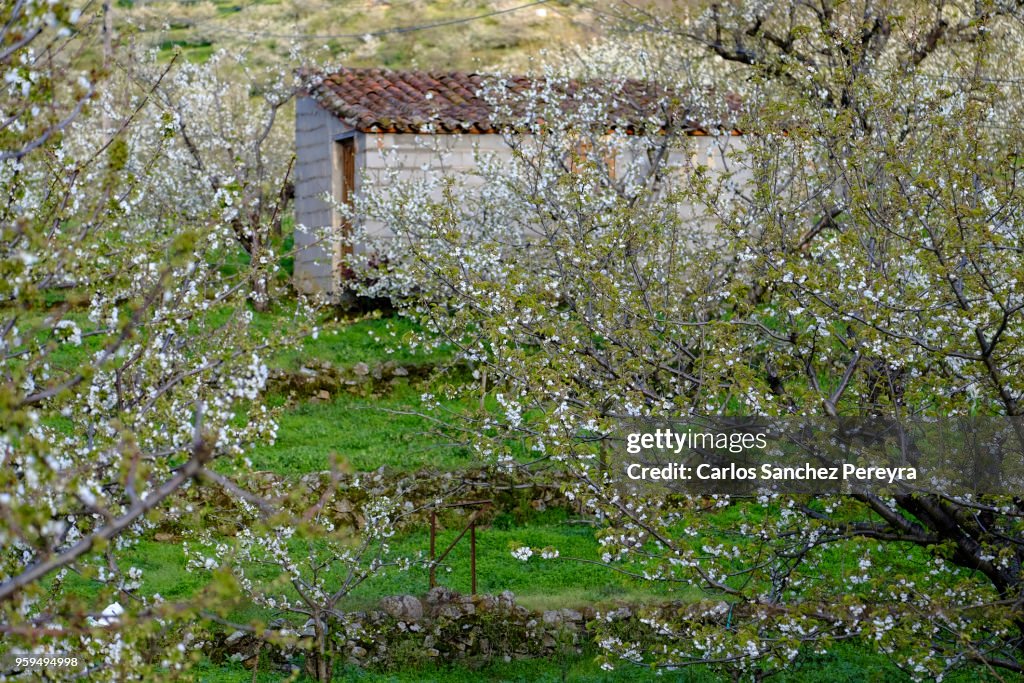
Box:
248;265;270;313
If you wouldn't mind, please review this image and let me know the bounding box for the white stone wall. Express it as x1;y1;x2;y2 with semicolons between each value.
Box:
357;131;505;241
353;132;747;240
294;97;748;296
293;96;357;294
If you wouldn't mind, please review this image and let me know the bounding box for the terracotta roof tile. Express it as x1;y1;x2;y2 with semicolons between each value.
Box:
300;67;706;135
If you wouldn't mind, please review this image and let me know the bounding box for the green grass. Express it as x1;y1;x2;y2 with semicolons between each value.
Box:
61;540;204;603
260;315;450;372
12;293;448;377
248;384;467;474
243;310;461;475
159;39;213;51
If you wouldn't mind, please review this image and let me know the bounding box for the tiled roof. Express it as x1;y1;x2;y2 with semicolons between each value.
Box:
301;67;704;135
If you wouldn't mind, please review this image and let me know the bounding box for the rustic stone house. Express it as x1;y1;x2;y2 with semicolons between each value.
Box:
293;67;741;295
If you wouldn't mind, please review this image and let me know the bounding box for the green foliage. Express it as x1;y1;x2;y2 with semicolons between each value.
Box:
0;5;315;679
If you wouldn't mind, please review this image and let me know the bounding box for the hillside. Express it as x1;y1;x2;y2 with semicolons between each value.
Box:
115;0;601;71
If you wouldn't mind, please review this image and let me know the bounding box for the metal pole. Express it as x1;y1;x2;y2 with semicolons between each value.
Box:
470;522;477;596
429;510;436;589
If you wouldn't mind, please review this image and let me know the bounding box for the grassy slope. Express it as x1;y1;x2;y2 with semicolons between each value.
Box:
119;0;599;72
248;385;471;472
256;314;448;372
252;313;468;471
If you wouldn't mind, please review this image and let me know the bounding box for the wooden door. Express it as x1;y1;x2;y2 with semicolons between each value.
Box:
333;137;356;261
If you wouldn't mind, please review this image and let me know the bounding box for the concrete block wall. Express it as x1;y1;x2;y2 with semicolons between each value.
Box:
293;97;356;295
357;132;504;245
294;98;750;297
